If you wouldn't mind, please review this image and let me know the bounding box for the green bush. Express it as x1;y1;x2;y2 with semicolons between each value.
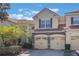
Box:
0;45;22;56
65;44;70;50
28;37;32;45
9;45;22;55
0;47;9;55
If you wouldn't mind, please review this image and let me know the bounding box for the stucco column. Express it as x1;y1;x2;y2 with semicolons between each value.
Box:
32;33;34;49
48;35;50;49
65;28;71;44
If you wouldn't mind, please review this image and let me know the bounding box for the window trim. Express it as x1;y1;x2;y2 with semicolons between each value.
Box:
39;18;52;29
71;16;79;25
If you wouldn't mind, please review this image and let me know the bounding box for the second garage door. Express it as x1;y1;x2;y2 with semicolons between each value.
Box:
50;34;65;49
71;36;79;50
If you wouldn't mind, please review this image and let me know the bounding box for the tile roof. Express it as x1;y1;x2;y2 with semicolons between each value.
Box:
65;10;79;14
33;8;59;18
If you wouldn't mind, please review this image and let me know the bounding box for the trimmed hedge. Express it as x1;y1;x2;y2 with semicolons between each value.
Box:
0;45;21;56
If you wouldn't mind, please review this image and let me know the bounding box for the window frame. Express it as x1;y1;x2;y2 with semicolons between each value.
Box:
71;16;79;25
40;18;52;29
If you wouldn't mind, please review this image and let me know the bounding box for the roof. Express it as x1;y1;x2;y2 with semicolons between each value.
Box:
33;8;59;18
65;10;79;14
16;20;34;25
0;18;17;24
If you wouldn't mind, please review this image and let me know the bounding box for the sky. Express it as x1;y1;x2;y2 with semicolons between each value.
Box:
7;3;79;20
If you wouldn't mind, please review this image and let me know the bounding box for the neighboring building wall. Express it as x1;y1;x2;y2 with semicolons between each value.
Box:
17;20;34;32
16;20;34;44
65;12;79;50
0;19;17;26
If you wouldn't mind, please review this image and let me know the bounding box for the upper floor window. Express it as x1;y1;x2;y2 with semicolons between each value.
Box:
39;18;52;29
71;16;79;25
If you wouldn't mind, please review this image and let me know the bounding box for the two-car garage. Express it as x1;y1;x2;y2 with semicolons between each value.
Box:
34;34;65;49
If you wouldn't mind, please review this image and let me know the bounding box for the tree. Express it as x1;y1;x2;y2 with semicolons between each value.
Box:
0;3;10;22
0;26;25;46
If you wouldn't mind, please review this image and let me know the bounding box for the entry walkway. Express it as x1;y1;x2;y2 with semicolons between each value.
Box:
19;49;64;56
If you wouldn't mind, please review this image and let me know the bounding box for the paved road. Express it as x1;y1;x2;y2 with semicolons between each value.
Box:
19;49;64;56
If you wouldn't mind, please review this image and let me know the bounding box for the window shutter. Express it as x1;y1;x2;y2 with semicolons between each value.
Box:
39;19;41;28
71;17;73;24
50;18;52;28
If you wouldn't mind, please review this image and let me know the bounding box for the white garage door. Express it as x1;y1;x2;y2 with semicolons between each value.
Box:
50;35;65;49
71;36;79;50
34;35;48;49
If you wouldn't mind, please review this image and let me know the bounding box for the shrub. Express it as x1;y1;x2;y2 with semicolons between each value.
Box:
22;43;32;49
9;45;22;55
65;44;70;50
0;45;22;56
0;47;9;55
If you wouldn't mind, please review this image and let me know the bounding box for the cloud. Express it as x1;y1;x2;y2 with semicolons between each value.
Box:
10;8;39;20
18;8;23;12
10;8;59;20
49;8;60;13
9;14;33;20
31;10;39;14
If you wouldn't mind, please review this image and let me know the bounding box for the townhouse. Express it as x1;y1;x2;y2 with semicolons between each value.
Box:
1;7;79;50
32;8;79;50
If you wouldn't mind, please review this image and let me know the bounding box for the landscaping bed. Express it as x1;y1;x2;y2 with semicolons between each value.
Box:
0;45;22;56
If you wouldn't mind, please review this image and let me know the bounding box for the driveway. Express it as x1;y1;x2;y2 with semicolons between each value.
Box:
19;49;64;56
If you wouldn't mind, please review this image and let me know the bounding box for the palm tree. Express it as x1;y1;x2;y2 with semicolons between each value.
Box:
0;3;10;46
0;3;10;22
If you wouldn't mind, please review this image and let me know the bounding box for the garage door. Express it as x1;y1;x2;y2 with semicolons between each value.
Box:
50;35;65;49
71;36;79;50
34;35;48;49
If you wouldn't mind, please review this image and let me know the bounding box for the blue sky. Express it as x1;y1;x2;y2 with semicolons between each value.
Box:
7;3;79;20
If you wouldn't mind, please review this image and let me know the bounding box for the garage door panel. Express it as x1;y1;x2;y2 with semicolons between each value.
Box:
50;39;55;49
34;35;48;49
34;39;41;49
71;36;79;50
50;35;65;49
41;37;48;49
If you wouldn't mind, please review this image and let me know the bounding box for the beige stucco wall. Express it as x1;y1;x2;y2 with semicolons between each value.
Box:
65;13;79;45
65;13;79;27
34;9;59;29
65;28;79;50
59;16;66;25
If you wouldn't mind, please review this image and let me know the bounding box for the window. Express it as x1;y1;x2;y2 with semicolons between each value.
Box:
71;17;79;25
39;18;52;29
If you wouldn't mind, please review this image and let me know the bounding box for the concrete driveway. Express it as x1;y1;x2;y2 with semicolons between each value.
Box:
19;49;64;56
